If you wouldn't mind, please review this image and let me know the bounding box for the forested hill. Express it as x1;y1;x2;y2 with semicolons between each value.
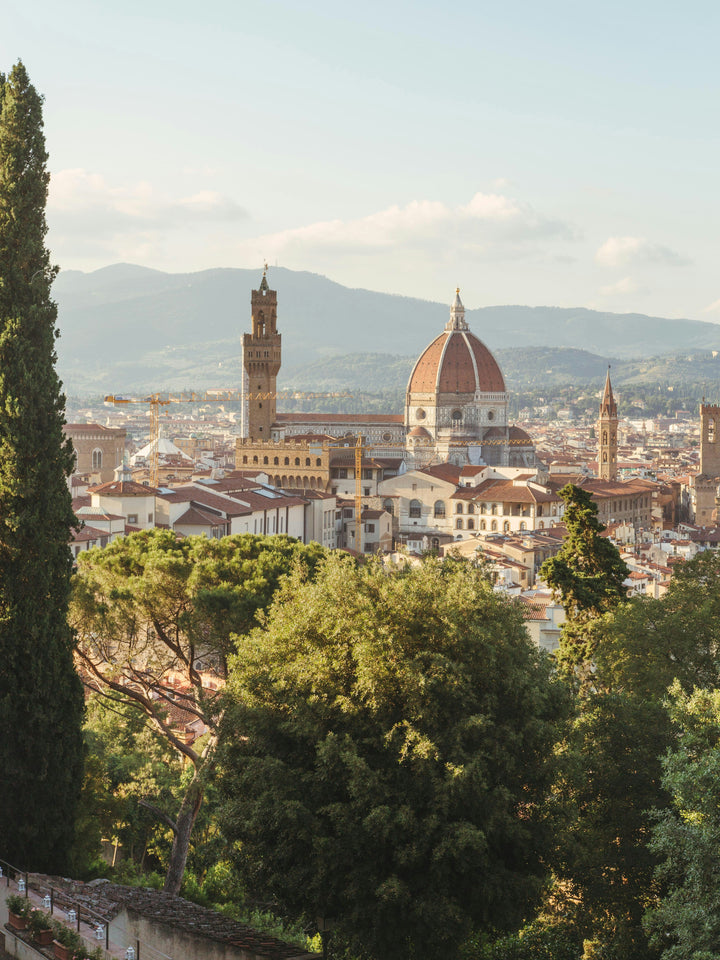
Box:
53;264;720;394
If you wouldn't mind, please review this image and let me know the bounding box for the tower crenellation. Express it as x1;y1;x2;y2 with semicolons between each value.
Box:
242;266;281;440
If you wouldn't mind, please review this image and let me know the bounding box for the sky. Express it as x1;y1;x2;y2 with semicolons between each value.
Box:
4;0;720;320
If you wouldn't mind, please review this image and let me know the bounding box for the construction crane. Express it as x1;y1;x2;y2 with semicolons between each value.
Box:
104;389;354;488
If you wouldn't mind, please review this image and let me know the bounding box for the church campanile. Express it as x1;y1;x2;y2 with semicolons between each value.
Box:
242;267;281;440
598;368;618;481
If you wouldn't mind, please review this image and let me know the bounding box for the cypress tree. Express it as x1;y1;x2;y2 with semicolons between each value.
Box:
0;61;84;872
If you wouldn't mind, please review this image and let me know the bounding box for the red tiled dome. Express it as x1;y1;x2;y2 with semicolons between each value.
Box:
408;329;505;395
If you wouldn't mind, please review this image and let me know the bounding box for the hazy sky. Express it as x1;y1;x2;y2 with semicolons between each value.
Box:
5;1;720;319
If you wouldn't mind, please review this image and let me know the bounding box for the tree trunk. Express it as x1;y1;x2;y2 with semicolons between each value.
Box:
163;774;204;895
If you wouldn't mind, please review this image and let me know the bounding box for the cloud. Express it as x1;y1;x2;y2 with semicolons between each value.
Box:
595;236;690;269
48;168;247;237
235;192;577;264
702;298;720;316
599;276;643;297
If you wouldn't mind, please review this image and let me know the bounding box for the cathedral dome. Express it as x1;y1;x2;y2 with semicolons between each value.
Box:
407;290;505;395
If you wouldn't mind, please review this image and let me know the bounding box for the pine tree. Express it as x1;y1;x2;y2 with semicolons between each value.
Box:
0;61;84;872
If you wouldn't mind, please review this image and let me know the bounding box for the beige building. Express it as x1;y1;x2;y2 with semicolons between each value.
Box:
65;422;126;483
690;404;720;524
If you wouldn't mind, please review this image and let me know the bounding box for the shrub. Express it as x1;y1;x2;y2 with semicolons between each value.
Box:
27;908;53;936
5;893;30;918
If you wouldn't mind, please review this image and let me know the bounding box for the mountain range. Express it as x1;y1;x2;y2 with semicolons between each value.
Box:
52;264;720;397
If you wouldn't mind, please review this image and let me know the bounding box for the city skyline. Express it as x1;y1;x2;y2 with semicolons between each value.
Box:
4;0;720;321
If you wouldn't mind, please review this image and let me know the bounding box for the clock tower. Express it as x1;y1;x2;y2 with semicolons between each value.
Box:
242;266;281;440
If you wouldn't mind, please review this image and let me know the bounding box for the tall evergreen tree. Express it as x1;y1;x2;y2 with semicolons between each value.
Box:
540;483;629;672
0;61;84;872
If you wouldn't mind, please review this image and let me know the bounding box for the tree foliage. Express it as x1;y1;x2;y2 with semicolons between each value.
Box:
71;529;327;893
219;555;568;960
0;61;84;872
644;685;720;960
592;549;720;700
547;550;720;956
540;484;629;670
551;693;668;958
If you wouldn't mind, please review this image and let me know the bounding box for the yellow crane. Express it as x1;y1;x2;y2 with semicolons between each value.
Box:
104;389;354;488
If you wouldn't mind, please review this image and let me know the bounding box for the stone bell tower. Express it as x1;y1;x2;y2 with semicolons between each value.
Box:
598;367;618;481
242;266;281;440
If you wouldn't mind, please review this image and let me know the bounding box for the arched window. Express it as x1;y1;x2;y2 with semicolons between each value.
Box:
383;499;394;515
479;502;487;514
294;457;300;466
467;503;475;514
491;520;498;531
409;499;421;518
503;521;510;532
305;458;311;466
242;455;248;464
92;448;102;470
456;503;464;514
316;458;322;467
434;500;445;518
456;518;463;529
451;409;462;422
263;456;269;465
467;518;474;530
538;521;544;529
284;457;290;465
253;455;259;464
602;431;608;444
273;457;279;465
480;520;486;531
520;522;527;531
491;503;498;515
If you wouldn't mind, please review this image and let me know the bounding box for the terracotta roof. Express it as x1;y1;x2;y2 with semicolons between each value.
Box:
455;478;560;504
277;412;403;424
71;525;108;543
174;506;230;528
90;480;159;496
416;463;463;483
407;328;505;395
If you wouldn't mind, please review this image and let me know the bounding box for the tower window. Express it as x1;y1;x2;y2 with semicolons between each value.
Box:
416;409;426;421
91;448;102;470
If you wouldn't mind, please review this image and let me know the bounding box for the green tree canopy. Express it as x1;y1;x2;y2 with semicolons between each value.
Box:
592;549;720;700
71;529;327;893
219;555;568;960
644;685;720;959
0;61;84;873
540;484;629;670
